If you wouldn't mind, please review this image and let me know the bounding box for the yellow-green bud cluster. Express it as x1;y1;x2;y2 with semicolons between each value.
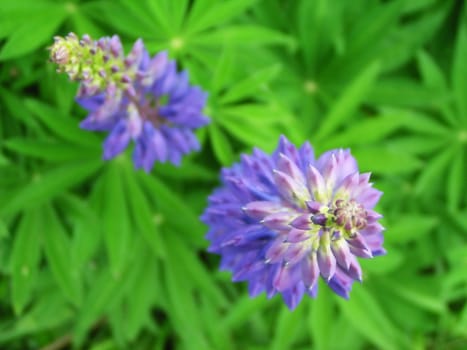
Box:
49;33;134;94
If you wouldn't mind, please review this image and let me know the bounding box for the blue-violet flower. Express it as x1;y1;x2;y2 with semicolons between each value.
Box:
49;33;209;171
202;136;385;309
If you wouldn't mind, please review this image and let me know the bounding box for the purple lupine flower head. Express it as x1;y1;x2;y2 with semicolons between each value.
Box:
201;136;385;310
49;33;209;171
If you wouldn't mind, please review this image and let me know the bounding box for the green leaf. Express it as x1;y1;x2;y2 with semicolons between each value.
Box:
191;25;296;49
74;270;122;347
380;277;445;314
321;114;404;149
211;47;235;93
209;123;235;166
0;6;66;60
297;0;331;75
0;220;8;238
382;2;450;71
360;247;404;275
186;0;257;35
402;0;437;14
9;210;42;315
58;194;101;272
315;61;381;141
320;0;402;80
367;78;448;109
0;288;72;343
41;204;83;305
417;50;447;90
144;0;174;36
219;294;269;330
82;1;164;40
0;159;102;216
337;285;402;350
221;103;295;126
69;12;106;38
163;246;212;350
101;164;131;276
121;163;165;259
353;146;423;175
219;64;281;105
4;138;100;162
165;0;190;32
123;258;158;341
386;214;438;244
165;232;228;309
414;146;456;195
217;112;278;151
447;148;465;211
24;99;101;148
0;88;41;130
309;282;334;350
271;303;304;350
452;6;467;122
388;136;447;156
138;173;206;248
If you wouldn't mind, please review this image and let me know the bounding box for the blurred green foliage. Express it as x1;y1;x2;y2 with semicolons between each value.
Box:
0;0;467;349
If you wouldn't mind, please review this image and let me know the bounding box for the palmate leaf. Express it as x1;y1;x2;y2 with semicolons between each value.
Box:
386;214;438;244
185;0;258;35
319;0;403;82
106;240;158;344
337;284;405;350
218;294;269;332
197;294;233;350
41;204;83;306
100;163;132;277
309;282;334;350
9;210;42;315
360;247;404;275
209;123;235;166
191;25;296;49
24;98;101;149
121;161;165;259
320;113;404;150
120;260;158;342
217;113;280;151
164;232;228;309
447;148;465;210
452;4;467;123
57;194;101;273
379;277;445;314
0;159;102;217
219;64;281;105
0;287;72;344
74;269;123;347
138;173;206;248
353;146;423;175
163;242;212;350
366;77;449;109
315;61;381;142
4;138;100;162
271;302;305;350
0;4;67;60
0;88;42;130
382;0;451;71
210;47;235;94
414;146;457;196
82;1;165;40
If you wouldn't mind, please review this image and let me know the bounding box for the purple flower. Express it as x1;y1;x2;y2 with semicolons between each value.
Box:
49;33;209;171
201;136;385;309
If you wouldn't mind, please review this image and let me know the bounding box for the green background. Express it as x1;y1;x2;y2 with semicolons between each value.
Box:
0;0;466;349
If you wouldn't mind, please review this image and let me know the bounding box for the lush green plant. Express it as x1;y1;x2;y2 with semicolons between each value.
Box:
0;0;466;349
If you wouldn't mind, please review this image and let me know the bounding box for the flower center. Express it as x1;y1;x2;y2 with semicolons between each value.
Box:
332;199;367;233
